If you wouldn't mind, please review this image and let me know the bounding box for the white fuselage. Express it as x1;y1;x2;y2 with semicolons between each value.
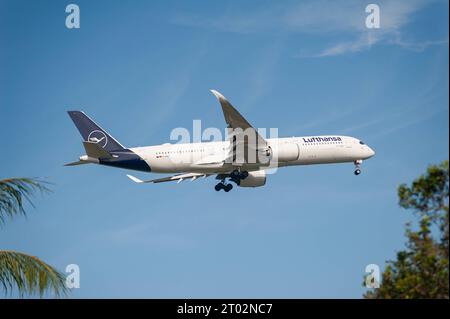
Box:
130;135;375;174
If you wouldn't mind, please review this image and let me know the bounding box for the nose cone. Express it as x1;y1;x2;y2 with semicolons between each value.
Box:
367;146;375;158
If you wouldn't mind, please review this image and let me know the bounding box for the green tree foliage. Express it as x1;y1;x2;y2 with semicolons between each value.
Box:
365;161;449;299
0;178;49;225
0;178;67;297
0;251;67;297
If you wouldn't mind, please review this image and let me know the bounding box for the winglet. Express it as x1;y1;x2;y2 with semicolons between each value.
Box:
126;174;144;183
210;89;225;101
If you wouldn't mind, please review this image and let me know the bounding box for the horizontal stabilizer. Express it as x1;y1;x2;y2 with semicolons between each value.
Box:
64;160;91;166
83;141;113;159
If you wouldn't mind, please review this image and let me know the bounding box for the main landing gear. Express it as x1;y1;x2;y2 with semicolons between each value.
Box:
354;160;362;175
215;169;249;192
215;182;233;192
230;170;249;185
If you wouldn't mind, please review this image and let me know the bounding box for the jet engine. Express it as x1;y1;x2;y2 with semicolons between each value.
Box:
267;142;299;162
239;170;266;187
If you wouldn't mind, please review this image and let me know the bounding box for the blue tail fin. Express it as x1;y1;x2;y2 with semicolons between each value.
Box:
67;111;125;152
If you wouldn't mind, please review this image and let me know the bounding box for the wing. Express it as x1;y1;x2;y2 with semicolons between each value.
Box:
126;173;211;184
210;90;269;166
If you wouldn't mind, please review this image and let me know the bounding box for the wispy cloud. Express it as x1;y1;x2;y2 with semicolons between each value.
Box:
136;44;207;140
291;0;447;57
298;32;381;58
240;41;284;111
368;106;446;140
296;0;448;58
388;36;449;52
172;0;448;57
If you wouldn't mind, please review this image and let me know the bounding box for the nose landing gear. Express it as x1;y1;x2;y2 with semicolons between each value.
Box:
354;160;362;175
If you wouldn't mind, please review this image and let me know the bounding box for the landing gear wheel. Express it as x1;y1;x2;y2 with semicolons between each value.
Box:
215;183;224;191
231;170;240;178
353;160;362;176
240;171;249;179
224;184;233;192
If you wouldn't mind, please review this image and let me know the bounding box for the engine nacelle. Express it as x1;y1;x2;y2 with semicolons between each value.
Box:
268;142;299;162
239;170;266;187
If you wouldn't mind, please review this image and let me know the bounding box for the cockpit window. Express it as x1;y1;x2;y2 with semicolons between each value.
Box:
359;141;365;145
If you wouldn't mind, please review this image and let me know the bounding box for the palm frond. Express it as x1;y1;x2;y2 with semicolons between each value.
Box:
0;178;50;225
0;250;68;297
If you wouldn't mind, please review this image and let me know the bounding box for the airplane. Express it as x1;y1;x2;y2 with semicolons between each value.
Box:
66;90;375;192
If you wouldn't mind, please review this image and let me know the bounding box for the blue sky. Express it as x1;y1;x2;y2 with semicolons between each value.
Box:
0;0;448;298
